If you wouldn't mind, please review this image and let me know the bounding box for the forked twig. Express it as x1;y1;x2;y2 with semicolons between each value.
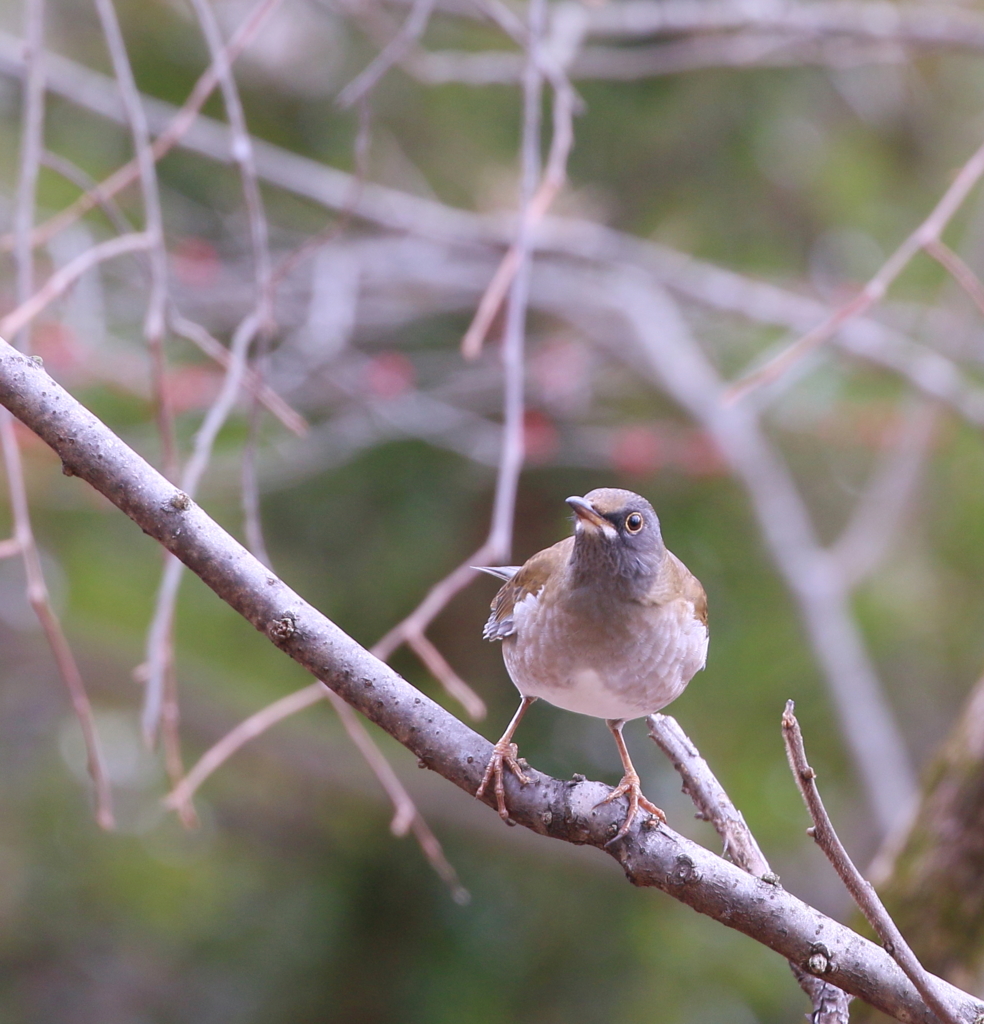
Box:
781;700;964;1024
648;713;852;1024
164;680;467;901
923;238;984;319
168;310;307;436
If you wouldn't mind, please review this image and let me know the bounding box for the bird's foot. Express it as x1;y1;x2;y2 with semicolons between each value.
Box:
595;768;665;845
476;740;531;822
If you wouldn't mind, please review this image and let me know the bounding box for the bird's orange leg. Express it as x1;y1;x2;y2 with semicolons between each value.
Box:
477;696;536;822
596;719;665;844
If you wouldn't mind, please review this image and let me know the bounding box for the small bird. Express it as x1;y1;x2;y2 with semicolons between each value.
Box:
476;488;708;842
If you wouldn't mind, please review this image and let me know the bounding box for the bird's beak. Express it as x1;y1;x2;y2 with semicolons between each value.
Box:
566;495;616;538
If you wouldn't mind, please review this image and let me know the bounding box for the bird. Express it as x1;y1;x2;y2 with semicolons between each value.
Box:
476;487;708;842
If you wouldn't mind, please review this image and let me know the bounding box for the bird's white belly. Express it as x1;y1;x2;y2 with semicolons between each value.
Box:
530;666;658;720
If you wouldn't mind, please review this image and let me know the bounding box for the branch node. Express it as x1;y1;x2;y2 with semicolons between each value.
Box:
669;854;700;885
167;490;192;512
268;612;297;642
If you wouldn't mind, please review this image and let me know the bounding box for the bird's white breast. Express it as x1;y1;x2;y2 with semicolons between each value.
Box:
502;595;707;722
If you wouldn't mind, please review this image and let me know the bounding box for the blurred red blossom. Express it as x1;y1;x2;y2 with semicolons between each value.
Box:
365;352;416;399
523;409;559;464
171;237;222;288
610;423;725;478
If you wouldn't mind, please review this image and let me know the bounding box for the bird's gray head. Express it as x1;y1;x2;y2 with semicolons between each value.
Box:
566;488;665;595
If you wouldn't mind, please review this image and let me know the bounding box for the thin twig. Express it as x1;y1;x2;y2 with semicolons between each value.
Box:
320;686;469;902
0;232;152;339
161;652;198;827
186;0;276;567
336;0;438;108
647;714;771;876
782;700;964;1024
923;238;984;319
0;410;114;828
461;76;576;359
93;0;176;477
4;33;107;825
13;0;46;355
727;133;984;401
167;310;308;437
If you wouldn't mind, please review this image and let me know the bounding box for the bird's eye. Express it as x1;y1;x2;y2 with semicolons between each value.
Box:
625;512;644;534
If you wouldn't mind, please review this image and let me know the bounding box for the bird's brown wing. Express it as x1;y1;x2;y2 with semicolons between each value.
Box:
482;537;572;641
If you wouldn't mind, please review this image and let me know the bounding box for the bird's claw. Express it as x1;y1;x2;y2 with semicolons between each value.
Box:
594;769;665;845
476;740;531;822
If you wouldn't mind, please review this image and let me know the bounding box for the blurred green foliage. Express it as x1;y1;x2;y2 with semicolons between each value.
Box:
1;0;984;1020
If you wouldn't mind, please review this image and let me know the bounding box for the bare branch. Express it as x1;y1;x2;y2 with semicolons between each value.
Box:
727;134;984;401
